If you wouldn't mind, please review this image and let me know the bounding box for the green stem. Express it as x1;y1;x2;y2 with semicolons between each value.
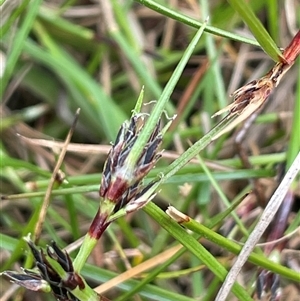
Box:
136;0;259;46
161;116;237;183
194;154;251;237
125;22;207;172
71;284;102;301
73;234;98;273
143;202;254;301
73;200;115;272
181;217;300;281
228;0;282;61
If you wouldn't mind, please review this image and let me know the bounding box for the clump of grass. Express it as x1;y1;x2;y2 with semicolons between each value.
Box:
1;1;299;301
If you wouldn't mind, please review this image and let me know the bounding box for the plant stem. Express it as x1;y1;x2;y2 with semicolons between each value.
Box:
73;234;98;273
125;21;207;172
71;283;102;301
136;0;259;46
180;213;300;281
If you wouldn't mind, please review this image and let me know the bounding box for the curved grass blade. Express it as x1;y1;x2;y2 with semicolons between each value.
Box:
228;0;283;62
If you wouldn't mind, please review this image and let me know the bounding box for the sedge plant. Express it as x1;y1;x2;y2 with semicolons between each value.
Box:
1;4;299;301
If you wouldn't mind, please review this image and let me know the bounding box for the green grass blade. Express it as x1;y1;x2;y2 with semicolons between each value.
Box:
228;0;283;61
144;202;254;300
136;0;259;46
126;22;207;170
181;215;300;281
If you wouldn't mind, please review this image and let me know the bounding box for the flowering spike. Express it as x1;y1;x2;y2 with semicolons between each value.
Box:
211;31;300;141
73;109;166;273
2;239;101;301
99;114;162;209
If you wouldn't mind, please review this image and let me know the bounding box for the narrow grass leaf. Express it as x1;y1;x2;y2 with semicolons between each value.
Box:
179;211;300;281
144;202;254;300
228;0;283;61
136;0;259;46
201;0;227;109
126;22;207;170
84;264;196;301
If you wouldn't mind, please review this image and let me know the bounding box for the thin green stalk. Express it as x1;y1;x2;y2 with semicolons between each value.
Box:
126;22;207;172
228;0;282;61
3;185;100;200
181;215;300;281
143;203;254;301
136;0;259;46
115;187;247;301
70;286;101;301
266;0;278;42
73;235;98;272
160;115;240;184
111;0;139;50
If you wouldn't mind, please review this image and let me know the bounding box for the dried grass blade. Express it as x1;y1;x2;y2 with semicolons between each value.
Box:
33;109;80;242
215;152;300;301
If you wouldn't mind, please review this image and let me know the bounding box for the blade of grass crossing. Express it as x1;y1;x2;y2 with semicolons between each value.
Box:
180;214;300;281
227;0;282;61
144;202;254;300
126;22;208;171
136;0;259;46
